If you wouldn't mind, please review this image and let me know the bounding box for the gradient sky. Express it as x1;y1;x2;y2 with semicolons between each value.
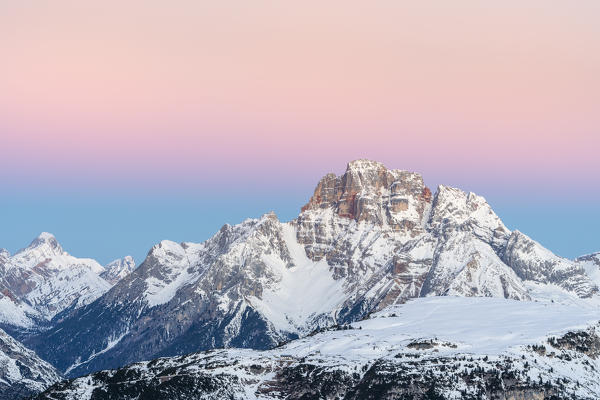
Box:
1;1;599;264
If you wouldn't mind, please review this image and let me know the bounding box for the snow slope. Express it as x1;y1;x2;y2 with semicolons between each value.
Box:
0;233;127;332
578;253;600;286
282;296;600;359
0;328;60;400
34;297;600;400
248;224;346;333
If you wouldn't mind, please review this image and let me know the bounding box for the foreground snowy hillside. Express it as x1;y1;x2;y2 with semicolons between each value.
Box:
34;297;600;399
25;160;598;378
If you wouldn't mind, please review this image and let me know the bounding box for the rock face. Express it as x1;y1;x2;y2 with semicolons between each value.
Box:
502;231;596;297
100;256;136;285
578;253;600;267
300;159;431;231
0;234;131;337
27;216;305;377
577;252;600;287
33;298;600;400
25;160;598;378
0;328;60;400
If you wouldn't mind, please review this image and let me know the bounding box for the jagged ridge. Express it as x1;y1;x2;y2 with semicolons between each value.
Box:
0;233;135;336
23;160;597;379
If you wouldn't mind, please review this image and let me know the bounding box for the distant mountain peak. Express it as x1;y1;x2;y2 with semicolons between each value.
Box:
22;232;63;256
0;248;9;260
345;158;387;172
100;256;136;285
577;252;600;264
0;233;112;329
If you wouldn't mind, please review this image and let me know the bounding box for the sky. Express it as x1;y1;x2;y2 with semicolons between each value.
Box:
0;1;598;264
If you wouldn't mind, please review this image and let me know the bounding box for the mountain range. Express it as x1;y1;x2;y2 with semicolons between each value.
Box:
1;159;599;399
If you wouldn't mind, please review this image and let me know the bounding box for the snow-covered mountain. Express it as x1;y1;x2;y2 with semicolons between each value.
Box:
0;233;132;335
33;297;600;399
0;328;60;400
577;253;600;286
25;160;598;378
100;256;136;285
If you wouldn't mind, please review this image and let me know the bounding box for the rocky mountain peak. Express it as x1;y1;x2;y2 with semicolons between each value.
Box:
428;185;509;246
100;256;136;285
346;158;385;170
503;231;597;298
148;240;187;263
262;210;278;221
0;233;113;333
577;252;600;266
22;232;64;257
300;159;432;232
6;233;67;273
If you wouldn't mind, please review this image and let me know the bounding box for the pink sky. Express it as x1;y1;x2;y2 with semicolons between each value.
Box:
1;1;599;194
1;1;599;262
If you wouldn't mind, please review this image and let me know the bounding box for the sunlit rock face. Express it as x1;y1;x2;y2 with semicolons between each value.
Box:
299;159;431;233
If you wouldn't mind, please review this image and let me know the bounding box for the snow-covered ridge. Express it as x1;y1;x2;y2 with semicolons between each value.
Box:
100;256;136;285
0;233;132;331
0;328;60;400
248;224;346;333
33;297;600;400
343;296;599;356
503;231;596;297
577;252;600;287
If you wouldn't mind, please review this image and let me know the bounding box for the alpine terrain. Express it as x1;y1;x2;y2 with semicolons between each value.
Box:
0;233;135;338
1;159;598;399
0;327;60;400
34;297;600;399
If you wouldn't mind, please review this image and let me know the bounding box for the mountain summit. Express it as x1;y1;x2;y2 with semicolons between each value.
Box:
0;234;134;335
24;232;64;256
100;256;136;285
23;160;598;377
301;159;432;231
